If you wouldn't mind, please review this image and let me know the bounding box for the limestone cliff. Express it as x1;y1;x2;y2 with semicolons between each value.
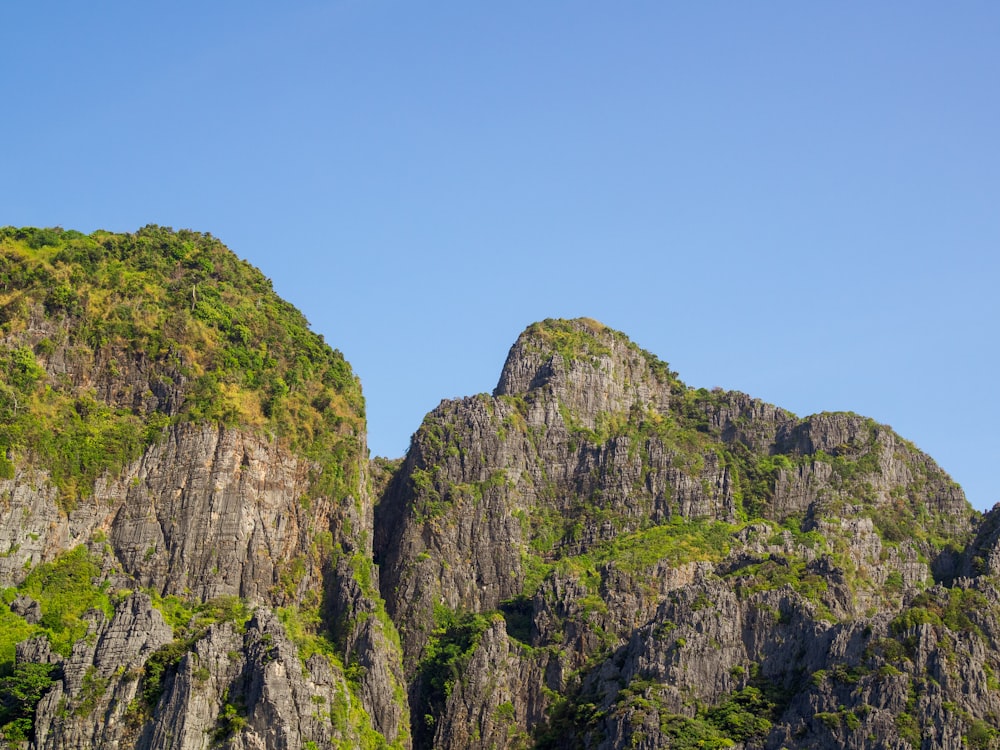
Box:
2;227;998;750
0;226;408;749
376;317;990;750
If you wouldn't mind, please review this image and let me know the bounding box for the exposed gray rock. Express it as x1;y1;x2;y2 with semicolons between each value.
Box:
105;424;322;604
431;619;547;750
34;593;174;750
5;311;996;750
374;319;984;749
10;594;42;624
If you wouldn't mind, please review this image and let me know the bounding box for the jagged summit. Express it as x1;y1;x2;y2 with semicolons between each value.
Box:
377;316;982;749
494;318;675;425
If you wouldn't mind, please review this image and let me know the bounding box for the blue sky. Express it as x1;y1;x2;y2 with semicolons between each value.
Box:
3;3;998;509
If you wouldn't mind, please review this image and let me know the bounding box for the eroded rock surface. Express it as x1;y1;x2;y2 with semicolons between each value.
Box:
4;253;996;750
375;318;986;749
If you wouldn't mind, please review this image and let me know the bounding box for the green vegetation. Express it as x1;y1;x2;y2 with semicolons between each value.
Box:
539;678;781;749
0;545;113;663
889;587;990;640
964;717;1000;749
604;518;735;571
894;711;921;746
276;604;335;662
499;595;533;644
651;713;735;749
141;595;252;709
528;517;737;595
150;592;251;640
0;346;151;508
211;696;248;743
0;545;118;741
721;443;795;520
723;555;830;609
413;607;494;747
521;318;613;364
703;685;776;741
0;661;59;745
0;225;364;506
275;605;402;750
421;607;492;700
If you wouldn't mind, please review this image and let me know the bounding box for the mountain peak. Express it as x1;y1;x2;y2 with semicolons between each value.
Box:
494;318;676;425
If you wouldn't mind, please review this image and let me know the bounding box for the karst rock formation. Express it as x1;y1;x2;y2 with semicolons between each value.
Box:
1;226;998;750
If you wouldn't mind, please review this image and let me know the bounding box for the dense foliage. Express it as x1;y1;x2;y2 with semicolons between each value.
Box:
0;546;113;663
0;225;364;505
0;661;59;745
0;545;113;744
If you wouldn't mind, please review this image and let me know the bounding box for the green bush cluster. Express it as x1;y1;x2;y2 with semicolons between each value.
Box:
413;607;493;746
724;555;829;605
0;225;365;505
0;546;113;662
890;587;990;639
0;545;116;742
0;661;59;745
211;697;248;742
421;607;492;699
521;318;613;365
541;678;780;749
0;362;150;509
141;594;252;709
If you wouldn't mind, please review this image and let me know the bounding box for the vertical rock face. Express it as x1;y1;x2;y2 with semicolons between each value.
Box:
376;319;694;671
0;227;408;750
3;227;998;750
105;424;326;604
375;317;986;750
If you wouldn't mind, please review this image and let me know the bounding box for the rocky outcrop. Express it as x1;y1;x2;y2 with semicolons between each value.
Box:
3;228;996;750
104;423;328;605
0;227;407;749
374;318;983;749
494;319;674;423
575;573;1000;749
32;593;174;749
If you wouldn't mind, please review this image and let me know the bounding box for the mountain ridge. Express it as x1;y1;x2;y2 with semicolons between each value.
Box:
0;226;997;750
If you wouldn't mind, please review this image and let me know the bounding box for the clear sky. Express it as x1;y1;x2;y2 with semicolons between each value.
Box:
3;3;998;510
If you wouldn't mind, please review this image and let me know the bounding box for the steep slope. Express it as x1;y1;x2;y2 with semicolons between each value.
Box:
0;226;408;749
4;229;998;750
375;317;989;749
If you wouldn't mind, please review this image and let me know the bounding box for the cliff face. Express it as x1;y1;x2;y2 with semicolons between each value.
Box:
2;227;998;750
375;317;989;750
0;227;407;749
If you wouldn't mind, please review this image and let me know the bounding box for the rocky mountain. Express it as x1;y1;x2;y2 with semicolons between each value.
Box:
0;226;406;749
2;226;1000;749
